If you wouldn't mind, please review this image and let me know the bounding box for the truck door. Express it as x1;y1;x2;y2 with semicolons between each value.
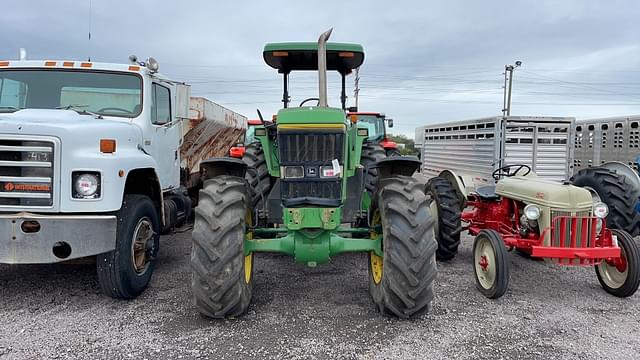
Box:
150;82;180;190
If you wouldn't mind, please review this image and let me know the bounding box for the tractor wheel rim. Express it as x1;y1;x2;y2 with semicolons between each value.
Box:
474;237;496;289
370;209;383;285
244;210;253;284
429;198;439;236
598;246;628;289
131;217;153;275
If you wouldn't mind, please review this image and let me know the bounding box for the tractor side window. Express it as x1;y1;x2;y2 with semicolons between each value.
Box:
151;83;171;125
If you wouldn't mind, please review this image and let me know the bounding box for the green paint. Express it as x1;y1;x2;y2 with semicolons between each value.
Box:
276;107;346;124
264;42;364;53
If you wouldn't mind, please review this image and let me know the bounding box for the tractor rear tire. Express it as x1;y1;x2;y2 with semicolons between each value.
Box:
426;176;463;261
368;176;437;318
595;229;640;298
472;229;510;299
571;168;640;237
191;176;253;318
361;142;386;194
243;143;272;209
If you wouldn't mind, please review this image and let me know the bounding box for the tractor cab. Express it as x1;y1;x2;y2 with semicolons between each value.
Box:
348;112;399;155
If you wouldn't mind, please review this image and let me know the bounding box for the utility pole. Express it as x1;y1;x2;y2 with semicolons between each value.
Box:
502;60;522;117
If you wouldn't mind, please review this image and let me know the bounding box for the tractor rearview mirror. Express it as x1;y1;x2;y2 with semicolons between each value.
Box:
387;119;394;128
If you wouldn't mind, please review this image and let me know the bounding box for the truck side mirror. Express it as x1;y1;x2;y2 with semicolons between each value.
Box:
175;84;191;119
387;119;394;128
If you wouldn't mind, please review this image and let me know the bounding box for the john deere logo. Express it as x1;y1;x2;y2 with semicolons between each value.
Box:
4;183;14;191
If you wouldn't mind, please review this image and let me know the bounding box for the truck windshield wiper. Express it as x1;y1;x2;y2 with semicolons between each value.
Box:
56;104;103;119
0;106;21;113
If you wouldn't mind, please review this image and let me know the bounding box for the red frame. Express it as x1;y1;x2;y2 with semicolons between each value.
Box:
463;195;622;266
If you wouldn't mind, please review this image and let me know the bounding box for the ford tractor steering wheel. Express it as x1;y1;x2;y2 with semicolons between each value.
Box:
299;98;320;107
492;164;532;180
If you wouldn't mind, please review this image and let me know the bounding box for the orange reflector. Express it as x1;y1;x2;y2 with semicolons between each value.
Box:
272;51;289;57
118;169;125;178
100;139;116;153
80;62;92;68
44;61;56;67
229;146;246;159
272;115;278;122
128;65;140;71
350;115;358;123
0;61;9;67
63;61;74;67
339;52;355;58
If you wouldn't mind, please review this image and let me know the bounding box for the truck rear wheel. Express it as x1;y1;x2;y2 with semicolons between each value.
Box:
426;176;462;261
191;176;253;318
243;143;272;209
571;168;640;236
368;176;437;318
595;229;640;298
97;194;160;299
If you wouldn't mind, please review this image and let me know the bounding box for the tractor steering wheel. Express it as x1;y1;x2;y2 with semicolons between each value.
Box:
299;98;320;107
492;164;532;180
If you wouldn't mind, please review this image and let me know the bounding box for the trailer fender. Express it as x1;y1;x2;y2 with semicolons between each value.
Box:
598;162;640;192
200;157;247;181
375;156;421;179
438;170;475;204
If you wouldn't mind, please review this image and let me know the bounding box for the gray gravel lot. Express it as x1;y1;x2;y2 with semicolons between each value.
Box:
1;228;639;360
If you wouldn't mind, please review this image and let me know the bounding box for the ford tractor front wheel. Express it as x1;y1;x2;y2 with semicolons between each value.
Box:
191;176;254;318
368;176;437;318
595;229;640;298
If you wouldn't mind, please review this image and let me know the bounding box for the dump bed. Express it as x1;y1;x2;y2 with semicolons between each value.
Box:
574;115;640;173
181;97;247;187
416;116;575;183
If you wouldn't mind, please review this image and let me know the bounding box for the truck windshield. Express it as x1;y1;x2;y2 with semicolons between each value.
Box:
0;69;142;118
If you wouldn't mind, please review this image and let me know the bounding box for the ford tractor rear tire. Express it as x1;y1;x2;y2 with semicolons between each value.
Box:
595;229;640;298
97;194;160;299
191;176;254;319
426;176;463;261
368;176;437;319
243;143;272;209
571;168;640;237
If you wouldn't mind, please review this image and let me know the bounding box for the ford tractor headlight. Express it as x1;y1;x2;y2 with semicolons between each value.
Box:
524;204;541;221
73;172;101;199
593;202;609;219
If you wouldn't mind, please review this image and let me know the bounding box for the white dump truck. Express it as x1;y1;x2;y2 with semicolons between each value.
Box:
0;56;246;299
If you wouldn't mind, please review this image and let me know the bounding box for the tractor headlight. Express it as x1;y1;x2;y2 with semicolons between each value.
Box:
524;204;541;221
283;166;304;179
596;218;604;234
73;172;100;199
593;202;609;218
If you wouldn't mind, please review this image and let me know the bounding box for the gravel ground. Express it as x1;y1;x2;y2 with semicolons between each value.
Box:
1;228;640;360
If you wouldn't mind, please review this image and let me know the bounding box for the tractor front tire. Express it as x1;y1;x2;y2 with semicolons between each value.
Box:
571;168;640;237
426;176;463;261
97;194;160;299
191;176;253;318
595;229;640;298
472;229;510;299
368;176;437;318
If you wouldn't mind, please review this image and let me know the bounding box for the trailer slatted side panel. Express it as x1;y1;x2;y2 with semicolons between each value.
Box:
574;116;640;173
417;116;575;182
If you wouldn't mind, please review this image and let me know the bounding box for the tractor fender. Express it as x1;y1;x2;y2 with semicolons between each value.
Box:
199;157;247;181
438;170;476;202
597;161;640;192
375;156;421;179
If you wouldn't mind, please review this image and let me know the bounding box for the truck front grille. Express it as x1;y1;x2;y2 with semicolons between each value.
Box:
0;139;54;207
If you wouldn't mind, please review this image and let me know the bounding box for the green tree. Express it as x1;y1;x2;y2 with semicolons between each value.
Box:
387;134;418;156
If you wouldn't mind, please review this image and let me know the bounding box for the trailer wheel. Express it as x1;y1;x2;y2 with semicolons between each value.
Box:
368;176;437;318
571;168;640;236
97;194;160;299
426;176;463;261
243;143;272;209
595;229;640;298
473;229;510;299
191;176;253;318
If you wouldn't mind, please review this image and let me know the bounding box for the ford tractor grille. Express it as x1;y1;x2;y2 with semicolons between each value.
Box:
0;138;55;208
278;129;344;207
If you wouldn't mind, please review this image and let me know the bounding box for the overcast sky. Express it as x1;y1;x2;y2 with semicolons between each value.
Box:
2;1;639;137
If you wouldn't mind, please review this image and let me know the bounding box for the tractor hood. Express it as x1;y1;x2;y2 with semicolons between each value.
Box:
496;176;593;209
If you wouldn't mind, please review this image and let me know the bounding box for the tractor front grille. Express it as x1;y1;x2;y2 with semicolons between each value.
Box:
0;138;55;208
550;211;595;248
278;129;344;207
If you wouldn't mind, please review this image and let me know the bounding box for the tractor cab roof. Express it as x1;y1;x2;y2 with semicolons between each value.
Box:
263;42;364;74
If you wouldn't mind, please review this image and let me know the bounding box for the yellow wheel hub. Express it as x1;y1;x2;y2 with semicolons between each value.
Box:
244;210;253;284
370;210;383;285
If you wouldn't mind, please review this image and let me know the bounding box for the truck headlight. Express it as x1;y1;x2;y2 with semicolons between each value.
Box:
593;202;609;218
524;204;541;221
73;172;101;199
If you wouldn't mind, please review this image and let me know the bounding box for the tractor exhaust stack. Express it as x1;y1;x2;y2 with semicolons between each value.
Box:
317;28;333;107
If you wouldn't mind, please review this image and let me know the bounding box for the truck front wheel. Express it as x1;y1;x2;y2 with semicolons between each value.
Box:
97;194;160;299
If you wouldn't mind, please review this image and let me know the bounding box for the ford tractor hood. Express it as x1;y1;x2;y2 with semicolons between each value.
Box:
496;176;593;209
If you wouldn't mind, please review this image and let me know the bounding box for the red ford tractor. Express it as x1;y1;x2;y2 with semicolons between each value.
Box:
428;164;640;298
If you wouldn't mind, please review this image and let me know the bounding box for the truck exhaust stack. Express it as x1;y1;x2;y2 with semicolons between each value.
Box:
317;28;332;107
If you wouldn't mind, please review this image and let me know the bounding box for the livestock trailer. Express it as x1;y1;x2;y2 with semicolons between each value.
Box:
415;116;576;183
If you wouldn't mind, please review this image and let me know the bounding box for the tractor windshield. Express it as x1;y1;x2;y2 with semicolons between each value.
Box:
356;114;385;142
0;69;142;118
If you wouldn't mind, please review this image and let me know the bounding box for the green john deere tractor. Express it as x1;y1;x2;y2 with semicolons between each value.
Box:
190;29;437;319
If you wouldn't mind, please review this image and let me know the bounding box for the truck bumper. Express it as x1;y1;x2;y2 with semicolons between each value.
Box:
0;212;117;264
